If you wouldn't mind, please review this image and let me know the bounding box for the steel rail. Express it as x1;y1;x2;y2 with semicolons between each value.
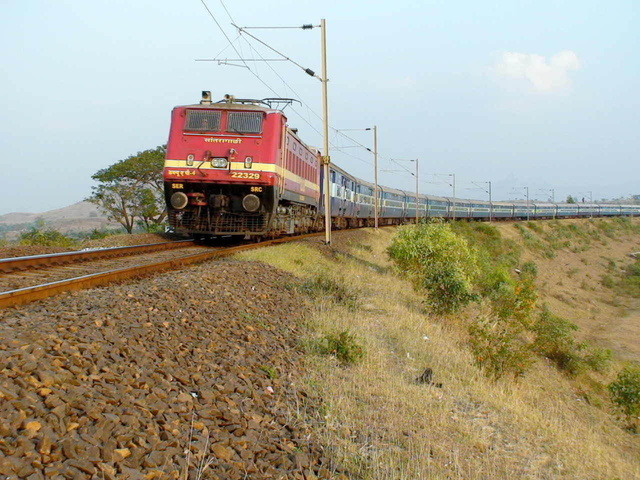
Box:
0;232;323;309
0;240;195;273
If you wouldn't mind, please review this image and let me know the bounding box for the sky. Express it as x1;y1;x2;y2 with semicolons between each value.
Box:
1;0;638;214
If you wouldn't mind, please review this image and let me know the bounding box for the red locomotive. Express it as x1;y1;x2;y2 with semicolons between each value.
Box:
164;92;321;239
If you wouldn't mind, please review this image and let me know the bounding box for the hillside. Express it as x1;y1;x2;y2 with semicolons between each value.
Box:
494;218;640;361
236;220;640;479
0;201;120;239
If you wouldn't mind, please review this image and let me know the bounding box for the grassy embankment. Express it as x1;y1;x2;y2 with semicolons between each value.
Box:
499;217;640;361
235;218;640;480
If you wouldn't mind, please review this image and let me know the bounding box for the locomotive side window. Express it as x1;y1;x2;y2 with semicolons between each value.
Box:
227;112;263;134
185;110;221;131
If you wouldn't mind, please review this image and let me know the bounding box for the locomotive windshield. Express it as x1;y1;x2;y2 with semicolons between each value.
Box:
227;111;263;134
183;109;263;134
185;110;221;132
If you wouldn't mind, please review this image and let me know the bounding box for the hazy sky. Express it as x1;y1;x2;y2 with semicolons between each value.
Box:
1;0;638;214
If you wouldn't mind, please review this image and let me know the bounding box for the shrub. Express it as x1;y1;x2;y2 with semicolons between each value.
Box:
526;221;543;234
468;314;533;380
477;266;513;297
584;347;612;373
531;307;585;375
299;274;359;310
18;221;77;248
388;220;478;314
259;365;277;379
474;222;501;238
80;228;113;240
511;277;538;324
488;276;537;327
601;275;615;289
608;365;640;422
620;259;640;297
316;331;365;365
514;223;555;257
520;261;538;279
604;258;617;272
139;222;167;234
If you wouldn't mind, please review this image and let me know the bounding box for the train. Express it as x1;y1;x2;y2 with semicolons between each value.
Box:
163;92;640;239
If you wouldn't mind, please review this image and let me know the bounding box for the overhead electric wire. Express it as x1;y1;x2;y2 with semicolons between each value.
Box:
214;0;367;152
198;0;248;69
387;158;415;176
213;0;377;166
334;130;373;153
199;0;379;171
239;25;318;29
217;0;236;26
238;36;324;138
331;148;373;166
231;24;320;79
208;0;329;145
200;0;317;129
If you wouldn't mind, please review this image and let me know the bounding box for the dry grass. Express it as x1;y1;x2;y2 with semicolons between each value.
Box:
236;227;640;479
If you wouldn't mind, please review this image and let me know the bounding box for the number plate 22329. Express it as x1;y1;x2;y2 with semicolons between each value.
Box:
230;172;261;179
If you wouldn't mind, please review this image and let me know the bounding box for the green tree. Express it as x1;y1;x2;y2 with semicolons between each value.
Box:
135;187;164;232
88;146;166;233
566;195;577;204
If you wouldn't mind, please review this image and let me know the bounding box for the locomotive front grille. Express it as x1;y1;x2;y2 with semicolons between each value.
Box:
169;210;270;235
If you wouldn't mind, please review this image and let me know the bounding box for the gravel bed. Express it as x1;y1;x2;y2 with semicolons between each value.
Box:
81;233;181;250
0;260;334;479
0;246;213;293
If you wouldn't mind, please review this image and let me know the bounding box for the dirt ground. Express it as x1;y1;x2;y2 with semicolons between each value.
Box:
495;219;640;362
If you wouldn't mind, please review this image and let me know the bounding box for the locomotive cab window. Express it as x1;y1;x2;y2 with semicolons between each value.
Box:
228;112;263;134
185;110;221;132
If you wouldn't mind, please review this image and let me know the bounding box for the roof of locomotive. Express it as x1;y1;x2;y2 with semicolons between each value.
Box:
177;101;282;115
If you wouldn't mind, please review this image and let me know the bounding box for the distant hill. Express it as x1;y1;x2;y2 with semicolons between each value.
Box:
0;202;121;240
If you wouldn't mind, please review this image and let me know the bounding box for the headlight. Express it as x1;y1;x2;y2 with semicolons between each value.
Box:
170;192;189;210
244;156;253;168
242;194;260;212
186;154;195;166
211;158;228;168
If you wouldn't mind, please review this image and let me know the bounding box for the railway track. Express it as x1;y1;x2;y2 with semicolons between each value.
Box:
0;233;323;309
